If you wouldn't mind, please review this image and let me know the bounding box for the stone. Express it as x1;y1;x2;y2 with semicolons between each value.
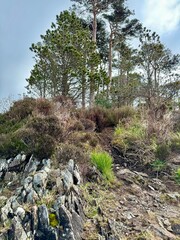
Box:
9;154;22;168
171;224;180;235
15;207;25;221
33;171;47;196
59;205;76;240
4;172;17;182
150;224;176;239
12;216;27;240
62;169;73;191
38;204;49;231
23;155;38;175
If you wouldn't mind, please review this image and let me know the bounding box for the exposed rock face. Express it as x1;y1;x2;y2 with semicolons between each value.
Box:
0;154;180;240
0;155;84;240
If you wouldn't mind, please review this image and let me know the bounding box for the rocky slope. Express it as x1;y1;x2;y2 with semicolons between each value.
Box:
0;152;180;240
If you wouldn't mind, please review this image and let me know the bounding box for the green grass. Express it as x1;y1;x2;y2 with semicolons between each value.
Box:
174;168;180;184
90;151;114;182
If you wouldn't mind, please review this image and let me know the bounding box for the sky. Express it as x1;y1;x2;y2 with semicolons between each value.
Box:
0;0;180;102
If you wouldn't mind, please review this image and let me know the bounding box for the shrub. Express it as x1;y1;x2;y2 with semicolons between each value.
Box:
68;132;99;148
0;127;56;159
35;98;53;115
27;115;63;139
150;159;167;177
7;98;36;121
155;143;170;161
80;118;96;131
68;120;85;132
55;143;89;164
174;168;180;184
76;106;136;132
170;132;180;153
113;122;146;151
33;134;56;159
0;133;27;158
90;151;114;182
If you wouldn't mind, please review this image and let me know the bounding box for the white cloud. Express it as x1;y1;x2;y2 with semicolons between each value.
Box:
143;0;180;34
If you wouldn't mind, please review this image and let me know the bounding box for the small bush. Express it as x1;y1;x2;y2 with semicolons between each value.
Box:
27;116;63;139
7;98;36;121
174;168;180;184
90;151;114;182
80;118;96;131
68;132;99;148
76;106;136;132
33;134;56;159
155;143;170;161
55;143;89;164
0;127;56;159
35;98;53;115
68;120;85;132
113;122;146;151
170;132;180;152
150;159;167;177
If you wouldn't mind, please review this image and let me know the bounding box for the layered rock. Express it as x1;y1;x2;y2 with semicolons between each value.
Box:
0;155;84;240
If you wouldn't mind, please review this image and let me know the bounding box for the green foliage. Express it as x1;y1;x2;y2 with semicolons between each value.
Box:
90;151;114;182
49;213;59;227
155;143;170;161
151;159;166;173
95;94;112;108
76;106;136;132
174;168;180;184
170;132;180;152
113;121;146;151
27;115;63;139
7;98;36;121
55;143;89;164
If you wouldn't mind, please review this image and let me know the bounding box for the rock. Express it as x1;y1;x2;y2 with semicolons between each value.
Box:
59;205;76;240
150;224;176;239
12;216;27;240
4;172;17;182
0;196;7;208
15;207;25;221
171;224;180;235
23;155;38;175
166;192;180;200
0;159;8;172
9;154;23;168
62;169;74;191
33;171;48;197
42;159;51;173
38;204;49;231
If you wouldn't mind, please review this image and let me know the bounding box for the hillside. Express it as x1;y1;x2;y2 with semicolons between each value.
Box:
0;97;180;240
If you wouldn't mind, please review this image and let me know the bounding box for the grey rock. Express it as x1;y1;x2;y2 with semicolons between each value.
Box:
68;159;75;174
42;159;51;173
4;172;17;182
12;216;27;240
150;224;176;239
15;207;25;221
38;204;49;230
59;205;76;240
62;169;74;191
23;155;38;175
26;189;39;204
33;171;47;197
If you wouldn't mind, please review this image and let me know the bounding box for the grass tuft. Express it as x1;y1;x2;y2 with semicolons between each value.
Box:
90;151;114;182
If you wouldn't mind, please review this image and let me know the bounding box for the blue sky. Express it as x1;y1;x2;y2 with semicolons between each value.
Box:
0;0;180;101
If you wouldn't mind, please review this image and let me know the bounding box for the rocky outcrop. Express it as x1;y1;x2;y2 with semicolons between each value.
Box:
0;155;84;240
0;154;180;240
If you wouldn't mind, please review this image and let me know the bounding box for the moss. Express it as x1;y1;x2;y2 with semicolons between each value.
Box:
49;213;59;227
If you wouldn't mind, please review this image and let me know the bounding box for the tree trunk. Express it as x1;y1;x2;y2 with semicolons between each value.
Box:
82;75;86;108
107;28;113;98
